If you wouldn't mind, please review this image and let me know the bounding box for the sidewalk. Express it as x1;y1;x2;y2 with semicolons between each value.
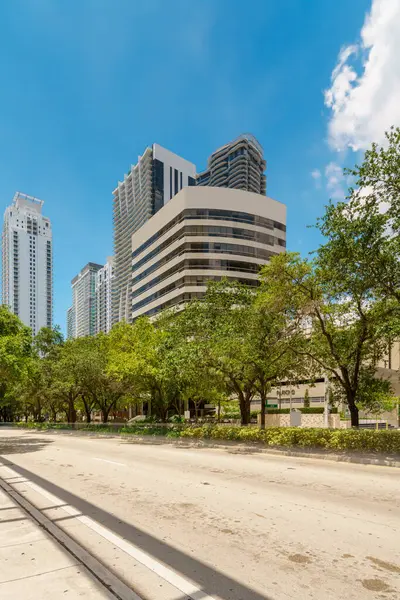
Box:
0;487;114;599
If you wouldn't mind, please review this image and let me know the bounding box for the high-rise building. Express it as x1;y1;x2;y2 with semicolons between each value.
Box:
113;143;196;324
2;192;53;334
95;256;114;334
70;262;102;338
130;186;286;320
66;306;75;339
196;134;267;195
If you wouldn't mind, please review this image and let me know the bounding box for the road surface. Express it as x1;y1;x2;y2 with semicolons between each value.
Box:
0;429;398;600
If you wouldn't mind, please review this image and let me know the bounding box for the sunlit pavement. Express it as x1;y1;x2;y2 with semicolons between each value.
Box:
0;428;399;600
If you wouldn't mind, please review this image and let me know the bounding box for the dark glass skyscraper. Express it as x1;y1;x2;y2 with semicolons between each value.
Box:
112;144;196;324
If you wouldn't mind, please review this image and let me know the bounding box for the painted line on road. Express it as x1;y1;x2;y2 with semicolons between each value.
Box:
93;458;127;467
1;464;217;600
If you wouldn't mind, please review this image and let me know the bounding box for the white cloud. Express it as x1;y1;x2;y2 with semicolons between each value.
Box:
325;162;346;200
325;0;400;151
311;169;322;189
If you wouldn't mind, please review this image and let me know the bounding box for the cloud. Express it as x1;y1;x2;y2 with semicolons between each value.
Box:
310;168;322;190
325;162;346;200
325;0;400;151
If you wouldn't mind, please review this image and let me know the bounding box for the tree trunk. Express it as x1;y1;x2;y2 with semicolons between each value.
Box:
82;396;92;423
102;399;116;423
259;390;266;430
67;393;77;424
238;390;251;426
217;400;221;422
348;397;359;428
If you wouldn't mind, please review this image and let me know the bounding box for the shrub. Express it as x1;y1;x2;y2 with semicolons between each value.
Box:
179;425;400;454
10;421;400;454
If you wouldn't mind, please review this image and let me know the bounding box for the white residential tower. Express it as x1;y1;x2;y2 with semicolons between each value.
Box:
95;256;114;334
70;262;102;338
2;192;53;334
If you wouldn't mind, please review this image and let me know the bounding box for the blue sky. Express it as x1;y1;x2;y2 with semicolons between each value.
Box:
0;0;387;332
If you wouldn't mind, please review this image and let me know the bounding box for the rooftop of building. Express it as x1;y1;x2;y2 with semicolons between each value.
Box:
71;262;103;285
113;143;196;193
196;134;265;177
12;191;44;214
131;185;286;249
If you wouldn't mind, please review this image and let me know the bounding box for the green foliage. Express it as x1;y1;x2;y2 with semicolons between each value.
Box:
178;425;400;454
0;306;32;421
259;251;393;427
317;126;400;334
10;421;399;454
304;389;310;408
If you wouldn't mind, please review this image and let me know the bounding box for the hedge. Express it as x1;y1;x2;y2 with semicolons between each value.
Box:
178;425;400;453
8;421;400;454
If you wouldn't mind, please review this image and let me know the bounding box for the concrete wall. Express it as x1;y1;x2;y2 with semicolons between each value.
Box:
257;413;341;428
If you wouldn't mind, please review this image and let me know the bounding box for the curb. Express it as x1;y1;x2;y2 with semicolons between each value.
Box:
3;425;399;468
120;436;400;468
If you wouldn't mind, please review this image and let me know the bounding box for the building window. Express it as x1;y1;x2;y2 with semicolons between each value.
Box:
170;167;172;199
180;172;183;190
153;158;164;213
174;169;178;196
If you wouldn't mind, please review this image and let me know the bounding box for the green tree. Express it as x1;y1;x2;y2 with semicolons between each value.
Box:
175;281;257;425
34;327;64;421
316;127;400;336
65;333;127;423
303;388;310;408
160;307;226;421
108;319;170;420
259;252;389;427
0;306;32;421
49;339;85;423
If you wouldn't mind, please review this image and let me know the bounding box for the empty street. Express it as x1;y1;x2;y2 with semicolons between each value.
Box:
0;429;399;600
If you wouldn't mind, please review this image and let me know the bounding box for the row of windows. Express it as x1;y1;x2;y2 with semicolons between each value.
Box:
132;242;277;287
132;256;259;299
132;208;286;260
132;274;259;312
139;292;205;318
132;224;285;272
133;257;262;293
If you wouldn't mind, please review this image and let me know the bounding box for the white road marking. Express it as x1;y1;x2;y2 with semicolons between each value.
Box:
92;457;126;467
0;464;217;600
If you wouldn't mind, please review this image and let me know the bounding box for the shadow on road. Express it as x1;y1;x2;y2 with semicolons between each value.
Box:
0;435;53;455
120;436;266;455
0;457;272;600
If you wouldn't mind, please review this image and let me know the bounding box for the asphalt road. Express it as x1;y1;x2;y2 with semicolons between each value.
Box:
0;429;399;600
